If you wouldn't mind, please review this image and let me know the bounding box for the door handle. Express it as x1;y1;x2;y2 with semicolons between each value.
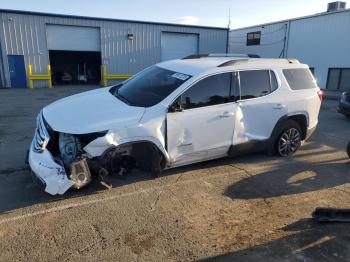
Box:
178;142;192;147
273;104;286;110
219;111;234;118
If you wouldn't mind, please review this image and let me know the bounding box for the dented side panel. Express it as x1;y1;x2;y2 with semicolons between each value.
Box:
83;110;170;164
167;103;236;166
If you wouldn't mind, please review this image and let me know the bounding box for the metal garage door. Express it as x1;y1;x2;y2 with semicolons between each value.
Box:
46;25;101;51
161;32;199;61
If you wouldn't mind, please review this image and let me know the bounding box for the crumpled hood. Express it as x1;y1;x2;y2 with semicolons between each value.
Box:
43;88;145;134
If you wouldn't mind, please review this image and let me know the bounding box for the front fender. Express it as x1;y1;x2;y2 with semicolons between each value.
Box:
83;132;170;164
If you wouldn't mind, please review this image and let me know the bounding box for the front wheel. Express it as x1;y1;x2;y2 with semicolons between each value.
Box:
347;141;350;158
276;121;302;157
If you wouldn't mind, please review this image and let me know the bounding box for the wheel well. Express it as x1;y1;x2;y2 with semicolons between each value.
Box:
271;114;308;142
129;141;167;170
287;115;308;140
102;141;167;170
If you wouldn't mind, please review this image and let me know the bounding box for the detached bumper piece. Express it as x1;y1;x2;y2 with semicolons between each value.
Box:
313;208;350;222
29;146;75;195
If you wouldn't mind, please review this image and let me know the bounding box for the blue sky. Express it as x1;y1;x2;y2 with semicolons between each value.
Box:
0;0;347;28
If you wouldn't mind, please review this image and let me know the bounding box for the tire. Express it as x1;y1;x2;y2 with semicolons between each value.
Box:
275;120;302;157
347;141;350;158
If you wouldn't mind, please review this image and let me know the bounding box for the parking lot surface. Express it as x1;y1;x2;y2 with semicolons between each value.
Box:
0;87;349;261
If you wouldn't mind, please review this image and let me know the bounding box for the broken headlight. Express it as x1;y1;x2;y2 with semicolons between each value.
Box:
33;111;50;153
59;133;83;167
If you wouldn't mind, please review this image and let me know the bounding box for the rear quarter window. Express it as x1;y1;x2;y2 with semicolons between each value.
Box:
283;68;317;90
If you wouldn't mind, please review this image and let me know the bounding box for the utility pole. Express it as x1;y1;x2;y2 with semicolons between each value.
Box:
226;8;231;53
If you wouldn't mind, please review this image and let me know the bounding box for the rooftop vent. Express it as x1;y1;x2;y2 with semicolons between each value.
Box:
327;1;346;12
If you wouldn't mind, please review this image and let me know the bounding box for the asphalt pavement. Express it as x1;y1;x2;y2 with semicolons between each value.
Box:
0;87;349;261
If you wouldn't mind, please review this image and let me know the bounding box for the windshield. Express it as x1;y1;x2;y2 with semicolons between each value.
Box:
111;66;191;107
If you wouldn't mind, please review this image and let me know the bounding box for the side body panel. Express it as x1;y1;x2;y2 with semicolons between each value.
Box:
167;103;236;166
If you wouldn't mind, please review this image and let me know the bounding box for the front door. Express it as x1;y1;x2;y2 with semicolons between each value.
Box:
167;72;237;166
8;55;27;88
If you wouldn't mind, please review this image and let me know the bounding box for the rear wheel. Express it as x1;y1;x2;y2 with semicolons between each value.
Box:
275;120;302;157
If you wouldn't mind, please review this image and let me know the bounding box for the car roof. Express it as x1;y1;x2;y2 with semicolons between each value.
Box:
158;56;303;76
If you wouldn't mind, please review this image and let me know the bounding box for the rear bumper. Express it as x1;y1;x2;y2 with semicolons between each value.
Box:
28;142;75;195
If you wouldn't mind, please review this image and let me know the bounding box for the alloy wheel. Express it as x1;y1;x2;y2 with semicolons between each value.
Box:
278;128;301;157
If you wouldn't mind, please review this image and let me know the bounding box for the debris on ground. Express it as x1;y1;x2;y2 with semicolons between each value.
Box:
312;208;350;222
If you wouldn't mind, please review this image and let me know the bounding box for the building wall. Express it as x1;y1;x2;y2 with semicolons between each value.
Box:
0;11;227;88
229;10;350;90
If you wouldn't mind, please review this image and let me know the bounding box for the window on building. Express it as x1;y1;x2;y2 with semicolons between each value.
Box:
327;68;350;92
283;68;317;90
247;31;261;46
239;70;277;100
181;73;232;109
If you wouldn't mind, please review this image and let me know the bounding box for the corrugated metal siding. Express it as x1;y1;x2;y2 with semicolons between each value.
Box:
286;11;350;89
229;22;287;58
0;12;227;88
229;10;350;89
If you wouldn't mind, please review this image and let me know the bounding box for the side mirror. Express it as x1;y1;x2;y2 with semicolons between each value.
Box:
169;101;183;113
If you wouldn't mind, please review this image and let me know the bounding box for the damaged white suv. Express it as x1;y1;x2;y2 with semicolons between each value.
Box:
29;54;322;195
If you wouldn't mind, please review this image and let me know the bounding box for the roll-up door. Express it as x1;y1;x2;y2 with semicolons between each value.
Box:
46;25;101;51
161;32;199;61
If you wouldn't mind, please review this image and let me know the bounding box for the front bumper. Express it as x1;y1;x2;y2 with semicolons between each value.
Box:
305;125;317;141
28;142;75;195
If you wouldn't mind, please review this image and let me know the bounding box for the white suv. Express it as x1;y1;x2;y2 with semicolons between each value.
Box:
29;54;322;195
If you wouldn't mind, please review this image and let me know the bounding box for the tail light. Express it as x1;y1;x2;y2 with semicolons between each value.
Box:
317;90;324;102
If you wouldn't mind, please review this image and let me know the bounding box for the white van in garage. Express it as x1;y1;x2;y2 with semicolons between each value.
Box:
28;54;322;195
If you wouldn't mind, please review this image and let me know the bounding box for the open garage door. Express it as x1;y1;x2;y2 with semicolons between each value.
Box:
46;25;101;52
46;25;101;86
161;32;199;61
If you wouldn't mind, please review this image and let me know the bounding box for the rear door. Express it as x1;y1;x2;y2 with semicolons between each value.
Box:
167;72;238;166
234;70;287;144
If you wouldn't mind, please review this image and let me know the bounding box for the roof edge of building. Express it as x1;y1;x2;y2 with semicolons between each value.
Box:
230;8;350;31
0;8;228;31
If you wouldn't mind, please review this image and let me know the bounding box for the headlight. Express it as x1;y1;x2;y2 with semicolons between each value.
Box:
32;111;50;153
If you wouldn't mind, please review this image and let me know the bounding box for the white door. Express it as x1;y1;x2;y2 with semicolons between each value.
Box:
167;72;237;166
234;70;287;144
161;32;198;61
46;25;101;51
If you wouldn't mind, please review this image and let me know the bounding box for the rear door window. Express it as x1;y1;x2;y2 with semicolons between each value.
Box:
239;70;276;100
283;68;317;90
181;73;232;109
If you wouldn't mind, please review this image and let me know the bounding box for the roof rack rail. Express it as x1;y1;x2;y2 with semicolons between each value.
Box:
248;54;260;58
182;53;260;59
217;59;248;67
182;54;209;59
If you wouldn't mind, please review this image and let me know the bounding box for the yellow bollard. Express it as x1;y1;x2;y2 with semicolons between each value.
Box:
102;65;133;87
27;64;52;88
27;65;34;89
47;65;52;88
103;65;108;87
